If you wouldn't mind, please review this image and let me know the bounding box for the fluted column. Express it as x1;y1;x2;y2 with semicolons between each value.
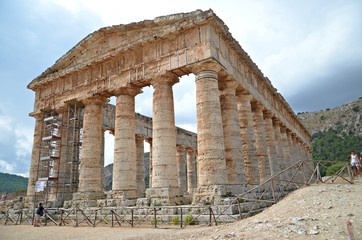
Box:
252;103;270;182
112;86;141;200
192;62;227;204
291;134;303;183
237;93;259;185
75;96;107;201
136;135;145;198
146;72;180;205
220;79;245;187
264;111;279;176
194;65;227;186
26;113;43;200
285;130;296;179
101;129;105;190
280;126;291;178
176;146;187;193
186;149;196;194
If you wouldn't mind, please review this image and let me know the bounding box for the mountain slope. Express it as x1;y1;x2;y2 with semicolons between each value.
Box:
0;172;28;193
297;97;362;136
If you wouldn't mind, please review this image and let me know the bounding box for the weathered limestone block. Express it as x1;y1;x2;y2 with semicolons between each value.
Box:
136;198;151;207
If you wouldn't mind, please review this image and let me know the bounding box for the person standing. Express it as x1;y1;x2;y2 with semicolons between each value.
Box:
350;151;360;177
33;203;46;227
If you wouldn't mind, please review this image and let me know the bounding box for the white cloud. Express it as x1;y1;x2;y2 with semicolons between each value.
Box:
0;113;13;142
0;159;14;172
14;126;33;159
260;3;362;97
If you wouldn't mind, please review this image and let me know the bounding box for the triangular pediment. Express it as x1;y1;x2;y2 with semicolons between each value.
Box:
28;9;220;89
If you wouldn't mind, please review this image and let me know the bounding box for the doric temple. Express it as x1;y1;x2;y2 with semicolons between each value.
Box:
26;10;311;207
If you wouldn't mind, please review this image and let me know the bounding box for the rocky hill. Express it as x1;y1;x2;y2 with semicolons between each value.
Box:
297;97;362;136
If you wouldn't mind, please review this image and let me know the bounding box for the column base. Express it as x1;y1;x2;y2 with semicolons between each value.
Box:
145;187;183;206
111;190;137;200
192;185;230;205
73;191;106;201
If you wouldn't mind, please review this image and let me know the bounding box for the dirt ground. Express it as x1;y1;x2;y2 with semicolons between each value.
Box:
1;178;361;240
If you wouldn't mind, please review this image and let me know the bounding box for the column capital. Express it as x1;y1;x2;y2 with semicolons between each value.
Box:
219;78;239;94
113;85;142;97
151;71;179;87
251;101;265;111
236;92;254;102
263;110;274;119
82;95;108;106
29;111;44;120
191;60;223;76
280;125;287;133
272;117;282;126
136;134;144;141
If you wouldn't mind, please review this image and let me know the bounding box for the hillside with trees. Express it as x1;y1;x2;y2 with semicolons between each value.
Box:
0;172;28;193
298;97;362;162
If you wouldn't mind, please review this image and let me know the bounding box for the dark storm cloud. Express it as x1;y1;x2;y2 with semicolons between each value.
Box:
288;64;362;113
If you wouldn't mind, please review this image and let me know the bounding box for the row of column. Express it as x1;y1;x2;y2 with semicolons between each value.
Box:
27;61;311;204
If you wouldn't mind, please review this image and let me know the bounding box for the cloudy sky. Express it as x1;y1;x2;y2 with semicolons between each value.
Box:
0;0;361;176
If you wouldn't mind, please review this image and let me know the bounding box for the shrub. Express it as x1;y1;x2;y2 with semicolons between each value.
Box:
326;162;345;176
171;216;179;225
352;106;360;112
184;215;196;225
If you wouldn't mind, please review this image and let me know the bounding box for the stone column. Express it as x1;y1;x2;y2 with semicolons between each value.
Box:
112;86;141;201
146;72;180;205
291;134;304;183
285;130;296;180
220;79;245;190
280;126;291;179
192;62;227;204
274;119;288;186
252;103;270;182
176;146;187;193
237;93;259;185
74;96;107;202
186;149;196;194
136;135;146;198
101;129;105;190
263;111;279;176
26;113;43;202
145;138;152;188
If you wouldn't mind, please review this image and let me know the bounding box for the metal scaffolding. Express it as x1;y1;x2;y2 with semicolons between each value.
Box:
34;101;84;206
60;101;84;202
36;110;62;205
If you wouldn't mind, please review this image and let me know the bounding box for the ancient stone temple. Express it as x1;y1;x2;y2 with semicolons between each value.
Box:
26;9;311;207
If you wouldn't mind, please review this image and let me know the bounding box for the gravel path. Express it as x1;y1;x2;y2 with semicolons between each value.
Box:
1;178;361;240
